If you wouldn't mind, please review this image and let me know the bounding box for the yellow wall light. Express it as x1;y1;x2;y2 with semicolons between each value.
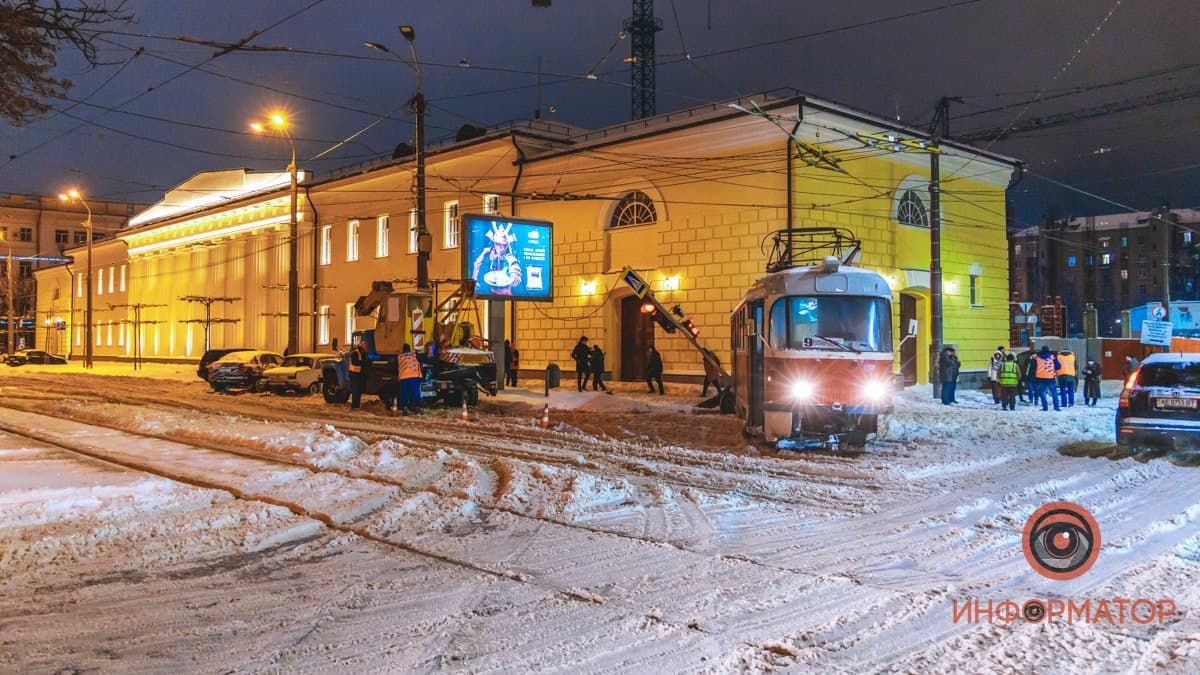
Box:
660;275;680;291
580;280;598;295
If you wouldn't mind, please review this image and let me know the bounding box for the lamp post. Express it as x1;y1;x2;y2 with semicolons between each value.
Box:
366;24;430;290
2;229;12;357
251;113;300;355
58;189;93;368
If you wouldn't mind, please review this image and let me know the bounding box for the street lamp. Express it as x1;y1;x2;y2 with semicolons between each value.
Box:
58;189;93;368
1;228;12;357
250;111;300;355
366;25;431;289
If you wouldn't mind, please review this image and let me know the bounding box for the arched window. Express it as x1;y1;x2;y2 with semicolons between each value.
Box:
896;189;928;227
609;191;657;228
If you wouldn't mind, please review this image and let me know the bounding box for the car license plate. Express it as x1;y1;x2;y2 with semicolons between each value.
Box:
1156;397;1198;410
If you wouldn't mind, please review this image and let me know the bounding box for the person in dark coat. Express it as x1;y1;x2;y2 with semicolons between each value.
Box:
1015;349;1033;404
349;341;368;410
938;346;960;405
571;336;591;391
1082;359;1102;407
1123;354;1140;378
504;339;519;387
589;344;610;392
700;348;722;397
645;346;665;395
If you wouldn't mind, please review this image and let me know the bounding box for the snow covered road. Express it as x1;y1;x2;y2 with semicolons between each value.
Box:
1;369;1198;672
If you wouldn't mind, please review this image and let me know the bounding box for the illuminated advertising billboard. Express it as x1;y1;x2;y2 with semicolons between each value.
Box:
461;214;554;301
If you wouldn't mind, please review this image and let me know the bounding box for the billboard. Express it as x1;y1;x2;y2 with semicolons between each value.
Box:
461;214;553;301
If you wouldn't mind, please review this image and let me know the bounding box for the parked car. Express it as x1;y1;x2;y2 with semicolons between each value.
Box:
262;353;339;395
198;347;252;381
4;350;68;367
1116;353;1200;452
207;350;283;392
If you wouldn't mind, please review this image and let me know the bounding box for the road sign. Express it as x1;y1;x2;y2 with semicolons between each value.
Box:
1141;320;1173;347
1014;315;1039;325
621;266;651;299
1017;302;1033;313
1152;304;1167;320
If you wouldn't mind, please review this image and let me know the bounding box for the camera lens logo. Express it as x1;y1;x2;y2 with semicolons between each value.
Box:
1022;501;1101;580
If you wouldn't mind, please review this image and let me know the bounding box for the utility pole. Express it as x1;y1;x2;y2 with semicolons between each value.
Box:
928;97;954;397
179;296;241;352
1157;204;1172;316
111;302;166;370
58;190;92;367
626;0;662;119
2;231;12;356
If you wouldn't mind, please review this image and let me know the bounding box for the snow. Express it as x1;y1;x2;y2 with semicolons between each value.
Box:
0;370;1198;673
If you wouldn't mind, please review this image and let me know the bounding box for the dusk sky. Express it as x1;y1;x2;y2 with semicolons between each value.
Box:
3;0;1198;224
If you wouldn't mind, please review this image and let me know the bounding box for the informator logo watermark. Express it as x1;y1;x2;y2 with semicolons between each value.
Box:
951;501;1177;626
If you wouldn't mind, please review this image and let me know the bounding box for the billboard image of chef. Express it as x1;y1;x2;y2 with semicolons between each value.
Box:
462;214;553;301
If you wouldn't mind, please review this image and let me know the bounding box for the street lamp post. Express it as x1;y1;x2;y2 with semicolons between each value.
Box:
251;114;300;355
59;190;93;368
367;24;431;290
2;230;12;357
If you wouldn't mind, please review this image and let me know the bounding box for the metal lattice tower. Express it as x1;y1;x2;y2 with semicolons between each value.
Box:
624;0;662;119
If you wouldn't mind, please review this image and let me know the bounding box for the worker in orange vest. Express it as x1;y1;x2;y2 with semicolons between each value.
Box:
396;343;423;415
1032;345;1061;412
1056;349;1077;408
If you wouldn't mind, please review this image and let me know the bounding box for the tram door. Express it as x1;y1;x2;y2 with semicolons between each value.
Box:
749;299;765;428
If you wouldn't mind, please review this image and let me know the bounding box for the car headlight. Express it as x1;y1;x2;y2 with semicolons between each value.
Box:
861;379;890;402
790;379;815;400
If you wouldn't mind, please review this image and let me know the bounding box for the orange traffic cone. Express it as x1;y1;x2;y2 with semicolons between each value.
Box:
539;402;551;429
460;398;470;422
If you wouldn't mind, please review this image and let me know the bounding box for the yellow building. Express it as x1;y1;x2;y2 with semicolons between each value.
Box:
36;91;1018;382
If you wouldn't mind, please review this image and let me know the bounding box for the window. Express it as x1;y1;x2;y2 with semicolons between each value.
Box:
969;275;981;306
1014;244;1022;255
1101;253;1112;266
609;191;657;228
73;230;86;244
1067;256;1077;267
376;216;390;258
19;261;31;278
319;224;332;265
118;321;125;347
55;229;68;244
76;274;83;298
119;265;126;292
346;220;360;262
97;267;104;295
1120;235;1128;247
95;323;101;346
408;209;419;253
75;324;81;347
1120;269;1129;280
1101;239;1110;248
107;321;113;346
345;302;357;346
443;200;460;248
895;190;929;227
318;305;331;345
18;227;32;242
1186;232;1194;245
767;296;892;352
483;193;500;215
1086;255;1094;267
108;265;115;294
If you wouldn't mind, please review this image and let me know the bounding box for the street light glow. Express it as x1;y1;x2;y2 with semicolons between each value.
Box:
249;122;264;133
270;113;287;128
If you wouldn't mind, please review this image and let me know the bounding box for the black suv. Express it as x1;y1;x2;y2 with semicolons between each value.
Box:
198;347;252;381
1116;354;1200;452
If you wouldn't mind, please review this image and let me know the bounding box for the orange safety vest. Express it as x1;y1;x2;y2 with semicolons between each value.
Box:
1035;355;1057;379
397;352;421;380
1056;352;1076;377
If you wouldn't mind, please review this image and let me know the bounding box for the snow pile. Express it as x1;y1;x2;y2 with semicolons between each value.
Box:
547;390;652;413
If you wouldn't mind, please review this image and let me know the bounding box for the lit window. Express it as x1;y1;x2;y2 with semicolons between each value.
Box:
1101;253;1112;265
1120;235;1128;247
376;216;390;258
1014;244;1022;255
75;324;81;347
969;275;981;307
483;194;500;215
347;220;360;262
408;209;418;254
118;321;125;347
108;265;115;293
119;264;126;292
95;324;101;346
345;302;357;346
1067;256;1076;267
319;224;332;265
444;201;460;249
318;305;331;345
1120;269;1129;280
1186;232;1194;245
609;191;658;228
107;321;113;346
97;268;104;295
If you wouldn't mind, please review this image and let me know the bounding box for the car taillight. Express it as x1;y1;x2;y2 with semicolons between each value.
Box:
1119;368;1140;409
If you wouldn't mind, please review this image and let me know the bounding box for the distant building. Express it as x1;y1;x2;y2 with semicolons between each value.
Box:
0;193;140;351
1010;208;1200;337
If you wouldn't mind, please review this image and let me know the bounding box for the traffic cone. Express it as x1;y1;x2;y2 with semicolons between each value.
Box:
539;402;551;429
460;398;470;422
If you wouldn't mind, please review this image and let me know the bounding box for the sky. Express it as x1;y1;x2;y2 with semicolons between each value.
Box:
2;0;1198;226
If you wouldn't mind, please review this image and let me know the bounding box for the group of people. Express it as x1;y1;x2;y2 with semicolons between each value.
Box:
571;335;612;393
347;340;424;414
940;343;1128;411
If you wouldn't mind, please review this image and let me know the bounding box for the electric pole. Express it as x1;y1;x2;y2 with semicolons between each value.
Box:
3;231;12;356
1157;204;1172;316
626;0;662;119
928;97;954;397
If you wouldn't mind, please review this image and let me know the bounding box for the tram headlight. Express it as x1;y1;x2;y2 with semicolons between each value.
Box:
861;379;890;402
790;379;815;401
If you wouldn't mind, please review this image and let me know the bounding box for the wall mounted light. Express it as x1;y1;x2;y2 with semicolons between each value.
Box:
580;280;598;295
660;275;680;291
944;279;959;293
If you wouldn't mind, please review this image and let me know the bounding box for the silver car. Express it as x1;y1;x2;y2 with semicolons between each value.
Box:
262;353;339;395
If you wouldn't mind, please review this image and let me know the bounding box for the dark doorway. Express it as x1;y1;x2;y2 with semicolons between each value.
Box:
900;293;919;386
620;295;654;380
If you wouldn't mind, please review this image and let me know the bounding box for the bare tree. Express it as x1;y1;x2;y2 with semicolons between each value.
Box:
0;1;131;125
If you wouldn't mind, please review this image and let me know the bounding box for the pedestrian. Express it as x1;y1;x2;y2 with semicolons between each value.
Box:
938;346;960;405
1015;349;1032;404
590;344;610;393
998;353;1020;410
504;339;519;387
349;340;368;410
988;345;1006;405
700;348;722;397
1056;349;1077;408
396;343;423;415
1032;345;1061;411
1082;359;1102;407
571;335;591;391
1123;354;1140;379
645;345;665;395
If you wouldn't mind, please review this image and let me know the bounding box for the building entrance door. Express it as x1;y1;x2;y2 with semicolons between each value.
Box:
620;295;654;381
900;293;919;386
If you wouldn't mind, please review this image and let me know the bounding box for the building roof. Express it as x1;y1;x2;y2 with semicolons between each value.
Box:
1015;208;1200;237
127;168;306;228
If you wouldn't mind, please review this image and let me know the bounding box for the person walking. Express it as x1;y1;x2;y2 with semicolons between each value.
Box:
998;353;1020;411
349;340;368;410
396;343;423;415
1082;359;1102;407
938;346;960;405
1123;354;1140;379
1015;348;1032;404
1056;349;1078;408
504;339;519;387
645;346;665;395
700;348;722;397
571;336;591;391
589;344;610;393
987;345;1006;405
1032;345;1061;411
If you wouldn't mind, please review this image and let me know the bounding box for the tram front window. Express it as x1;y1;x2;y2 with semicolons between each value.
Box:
769;296;891;352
